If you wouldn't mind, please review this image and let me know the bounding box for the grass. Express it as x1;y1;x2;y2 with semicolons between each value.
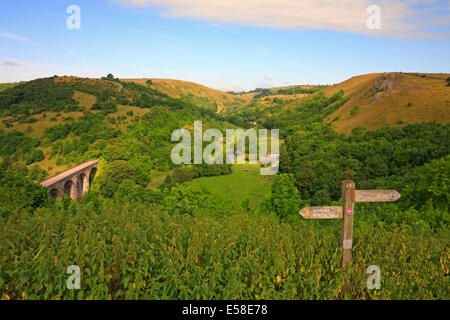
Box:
232;163;260;170
185;170;273;208
121;78;250;111
323;72;450;134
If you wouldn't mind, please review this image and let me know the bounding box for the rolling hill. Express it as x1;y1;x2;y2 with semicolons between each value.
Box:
121;78;251;112
322;72;450;134
0;76;233;178
260;72;450;135
2;73;449;137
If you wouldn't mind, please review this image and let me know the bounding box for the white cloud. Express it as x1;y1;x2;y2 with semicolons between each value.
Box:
0;31;38;45
114;0;450;39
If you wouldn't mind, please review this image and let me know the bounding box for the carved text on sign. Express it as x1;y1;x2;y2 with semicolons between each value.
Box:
299;206;343;219
354;190;401;202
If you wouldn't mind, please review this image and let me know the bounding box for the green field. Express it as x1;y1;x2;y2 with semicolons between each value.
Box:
185;170;273;208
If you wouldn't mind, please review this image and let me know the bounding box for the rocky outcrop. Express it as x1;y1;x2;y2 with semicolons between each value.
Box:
371;74;394;104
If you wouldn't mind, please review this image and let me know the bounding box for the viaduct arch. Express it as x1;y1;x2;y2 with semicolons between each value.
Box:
40;160;99;200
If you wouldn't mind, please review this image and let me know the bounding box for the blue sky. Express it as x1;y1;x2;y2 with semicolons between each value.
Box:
0;0;449;91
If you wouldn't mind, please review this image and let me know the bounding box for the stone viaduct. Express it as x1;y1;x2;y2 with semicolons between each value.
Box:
40;160;99;200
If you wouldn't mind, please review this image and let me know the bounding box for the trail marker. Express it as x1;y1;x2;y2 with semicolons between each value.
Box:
299;180;401;269
355;190;401;202
299;206;343;219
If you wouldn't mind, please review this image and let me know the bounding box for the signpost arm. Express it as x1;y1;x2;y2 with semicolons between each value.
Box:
340;180;355;269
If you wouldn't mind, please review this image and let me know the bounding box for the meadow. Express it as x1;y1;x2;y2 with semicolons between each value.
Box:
185;169;272;209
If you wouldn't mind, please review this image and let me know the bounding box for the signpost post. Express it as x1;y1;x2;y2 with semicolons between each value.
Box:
299;180;401;269
340;180;355;269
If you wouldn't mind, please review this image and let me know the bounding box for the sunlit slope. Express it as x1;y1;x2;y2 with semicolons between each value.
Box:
244;85;325;106
0;83;18;92
121;78;250;111
0;77;147;138
322;72;450;134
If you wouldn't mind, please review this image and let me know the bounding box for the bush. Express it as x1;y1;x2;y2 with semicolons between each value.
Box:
270;174;302;219
91;99;118;115
99;160;136;198
26;149;45;165
46;124;71;142
0;169;49;217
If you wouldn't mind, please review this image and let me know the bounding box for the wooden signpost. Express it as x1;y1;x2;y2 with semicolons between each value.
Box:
299;206;343;219
299;180;401;269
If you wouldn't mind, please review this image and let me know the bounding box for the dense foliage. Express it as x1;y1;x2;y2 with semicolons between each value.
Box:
0;167;49;217
0;198;447;300
253;85;328;99
0;77;80;117
281;122;449;205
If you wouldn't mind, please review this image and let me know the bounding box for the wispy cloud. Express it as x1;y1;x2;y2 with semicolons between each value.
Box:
255;45;312;71
114;0;450;39
282;59;312;71
32;9;184;43
68;50;88;67
130;28;186;42
1;60;21;67
131;66;189;79
0;59;107;83
0;31;38;45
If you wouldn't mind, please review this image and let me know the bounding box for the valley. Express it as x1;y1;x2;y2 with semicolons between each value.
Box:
0;72;448;300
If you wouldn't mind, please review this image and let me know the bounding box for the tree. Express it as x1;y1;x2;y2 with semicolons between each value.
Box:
270;174;302;219
402;156;449;211
26;149;45;165
0;169;49;216
91;99;118;115
99;160;136;198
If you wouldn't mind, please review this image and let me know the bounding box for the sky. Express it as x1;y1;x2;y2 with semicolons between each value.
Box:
0;0;449;91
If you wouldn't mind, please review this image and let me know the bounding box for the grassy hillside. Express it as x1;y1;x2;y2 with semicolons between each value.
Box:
0;83;18;93
230;73;450;134
0;75;232;179
121;78;250;112
322;72;450;134
0;77;161;177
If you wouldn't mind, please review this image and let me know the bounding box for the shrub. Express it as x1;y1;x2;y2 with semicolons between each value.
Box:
270;174;302;219
26;149;45;165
